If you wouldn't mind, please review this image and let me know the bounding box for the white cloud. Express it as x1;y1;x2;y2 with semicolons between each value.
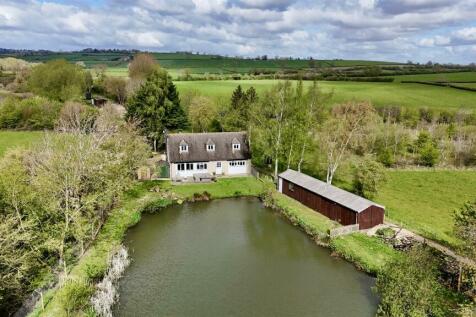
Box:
0;0;475;63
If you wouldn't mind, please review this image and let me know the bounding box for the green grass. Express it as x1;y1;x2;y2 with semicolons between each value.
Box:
176;80;476;109
268;190;399;274
451;83;476;89
270;191;338;238
391;71;476;82
159;177;267;199
375;170;476;248
0;131;44;157
330;233;401;274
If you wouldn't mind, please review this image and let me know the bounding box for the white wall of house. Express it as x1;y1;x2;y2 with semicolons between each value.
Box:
170;160;251;180
278;177;283;193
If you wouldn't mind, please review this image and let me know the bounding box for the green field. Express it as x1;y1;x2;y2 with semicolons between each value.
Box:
175;80;476;109
391;71;476;82
375;170;476;248
0;131;44;157
4;51;397;74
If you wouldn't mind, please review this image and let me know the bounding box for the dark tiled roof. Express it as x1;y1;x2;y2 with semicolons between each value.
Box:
279;169;384;213
167;132;251;163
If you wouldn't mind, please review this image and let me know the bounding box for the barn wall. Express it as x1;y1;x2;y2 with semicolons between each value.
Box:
357;205;385;230
281;179;357;226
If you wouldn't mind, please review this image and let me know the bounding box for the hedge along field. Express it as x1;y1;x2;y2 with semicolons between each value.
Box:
374;170;476;248
175;80;476;110
391;71;476;82
0;131;44;157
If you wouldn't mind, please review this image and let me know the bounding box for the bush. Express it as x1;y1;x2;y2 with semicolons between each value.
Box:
352;157;386;199
28;59;87;102
60;279;94;316
375;245;449;316
0;96;62;129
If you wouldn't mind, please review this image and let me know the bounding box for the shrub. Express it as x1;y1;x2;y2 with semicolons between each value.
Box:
60;279;94;316
352;156;386;199
0;96;62;129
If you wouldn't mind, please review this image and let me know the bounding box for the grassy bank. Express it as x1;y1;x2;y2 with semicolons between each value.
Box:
265;190;400;274
175;80;476;110
0;131;44;157
375;170;476;248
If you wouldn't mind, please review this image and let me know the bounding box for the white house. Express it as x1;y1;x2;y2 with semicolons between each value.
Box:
166;132;252;180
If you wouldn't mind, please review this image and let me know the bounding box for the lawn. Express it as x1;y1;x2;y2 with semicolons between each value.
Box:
0;131;44;157
375;170;476;248
175;80;476;110
330;233;401;274
159;176;268;199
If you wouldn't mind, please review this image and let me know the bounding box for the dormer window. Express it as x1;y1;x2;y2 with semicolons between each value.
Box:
232;137;240;151
179;140;188;153
206;139;215;152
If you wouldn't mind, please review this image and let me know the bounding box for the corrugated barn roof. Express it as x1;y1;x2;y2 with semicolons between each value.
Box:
279;169;384;213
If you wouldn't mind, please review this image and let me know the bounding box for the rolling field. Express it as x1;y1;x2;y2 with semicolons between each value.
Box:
6;51;396;75
0;131;44;157
391;71;476;82
175;80;476;109
375;170;476;248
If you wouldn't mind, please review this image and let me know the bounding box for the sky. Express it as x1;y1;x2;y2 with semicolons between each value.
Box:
1;0;476;64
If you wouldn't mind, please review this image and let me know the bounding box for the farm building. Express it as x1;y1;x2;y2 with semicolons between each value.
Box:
278;169;384;229
166;132;251;181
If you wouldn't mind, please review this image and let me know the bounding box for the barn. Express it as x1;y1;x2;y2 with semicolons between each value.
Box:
278;169;385;229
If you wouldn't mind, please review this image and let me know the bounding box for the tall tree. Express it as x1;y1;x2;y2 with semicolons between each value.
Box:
28;60;87;102
319;101;377;184
252;81;295;180
128;53;157;80
126;69;189;150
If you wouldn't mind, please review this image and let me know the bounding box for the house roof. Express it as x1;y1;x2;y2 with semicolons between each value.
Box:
167;132;251;163
278;169;384;213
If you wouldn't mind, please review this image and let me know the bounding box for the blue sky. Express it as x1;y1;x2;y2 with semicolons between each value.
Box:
1;0;476;63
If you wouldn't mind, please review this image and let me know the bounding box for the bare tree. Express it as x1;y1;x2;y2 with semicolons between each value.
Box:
320;101;376;184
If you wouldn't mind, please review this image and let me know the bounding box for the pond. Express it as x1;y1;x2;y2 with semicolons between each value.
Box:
115;198;378;316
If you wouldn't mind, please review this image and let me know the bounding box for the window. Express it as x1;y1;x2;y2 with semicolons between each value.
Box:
207;144;215;151
288;183;294;192
178;163;185;171
179;144;188;153
216;162;221;168
197;163;207;170
186;163;193;170
230;161;245;166
232;143;240;150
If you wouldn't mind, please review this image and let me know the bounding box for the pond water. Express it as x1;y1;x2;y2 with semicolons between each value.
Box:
115;198;378;316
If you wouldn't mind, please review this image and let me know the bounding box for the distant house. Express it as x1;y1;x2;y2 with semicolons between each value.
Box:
278;169;385;229
166;132;251;181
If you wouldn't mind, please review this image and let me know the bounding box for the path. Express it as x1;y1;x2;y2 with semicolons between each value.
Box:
367;222;476;267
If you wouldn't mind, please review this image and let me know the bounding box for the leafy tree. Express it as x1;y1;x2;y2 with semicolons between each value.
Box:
104;76;127;104
319;101;378;184
352;156;386;199
252;81;297;180
188;96;217;132
28;59;87;101
375;245;448;317
126;69;189;150
223;85;258;132
414;131;439;166
128;53;157;80
454;200;476;261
